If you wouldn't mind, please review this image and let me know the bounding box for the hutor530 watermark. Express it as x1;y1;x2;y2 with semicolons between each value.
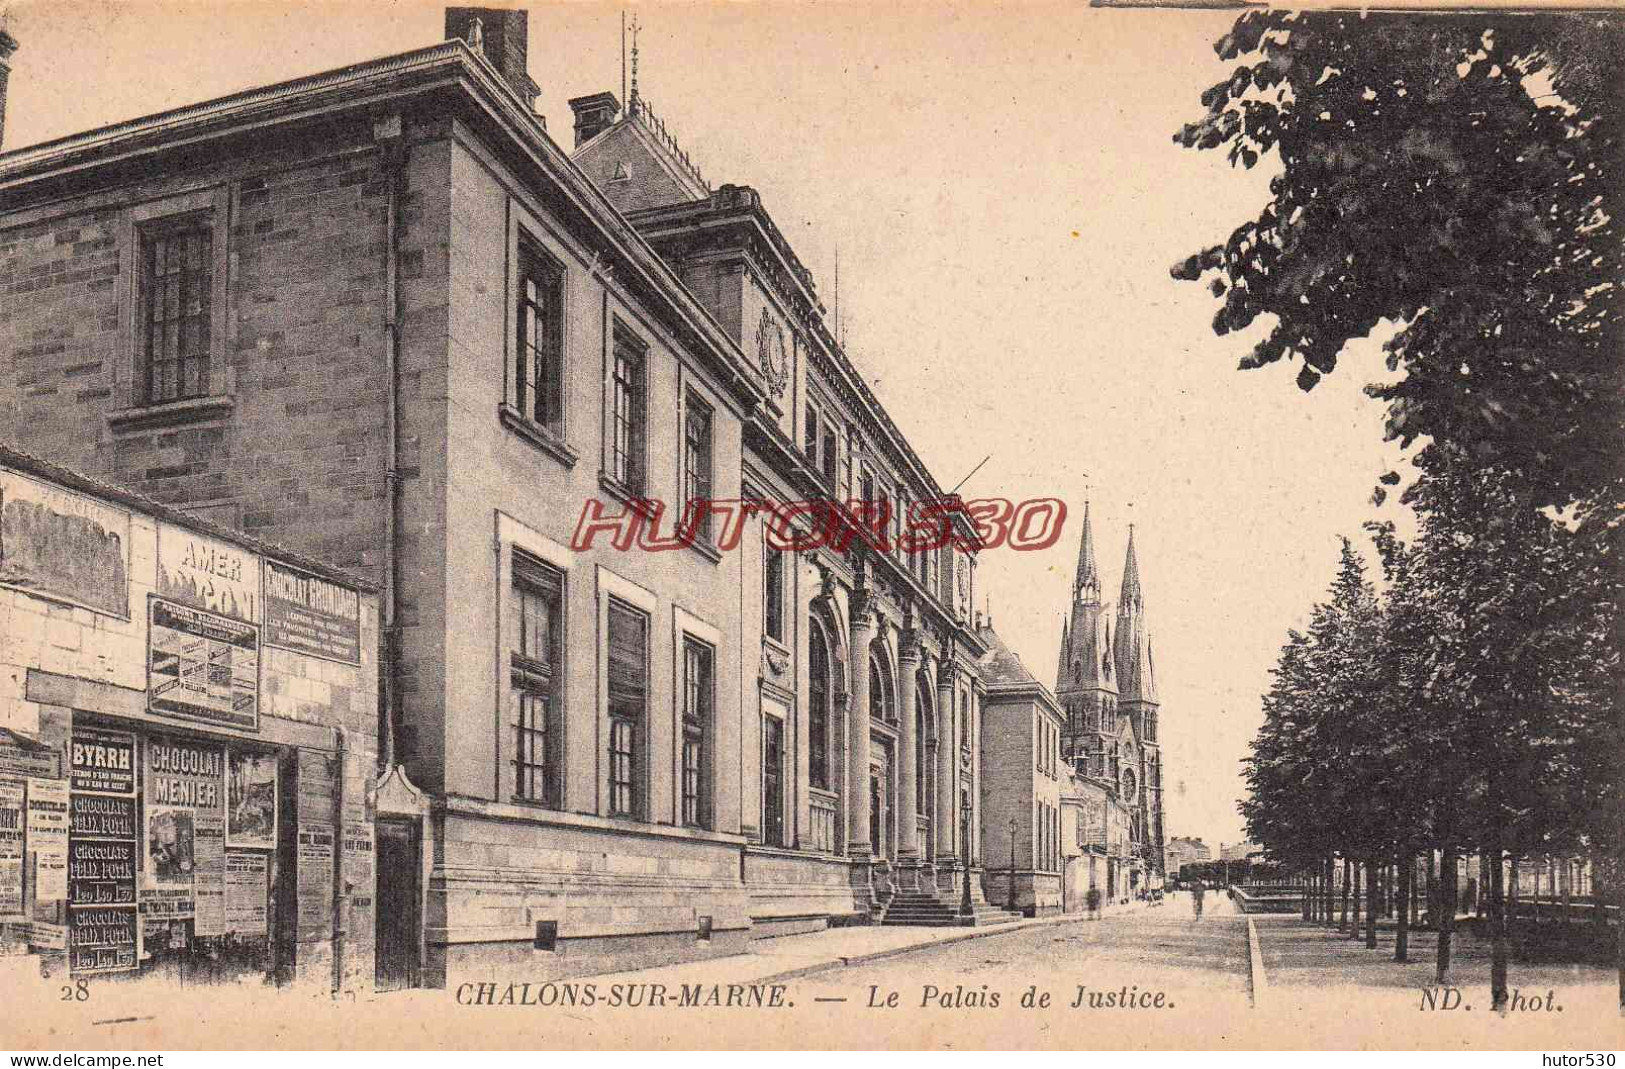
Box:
570;497;1067;554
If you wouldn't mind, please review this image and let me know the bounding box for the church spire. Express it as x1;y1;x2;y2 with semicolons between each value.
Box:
1119;523;1143;611
1074;501;1101;604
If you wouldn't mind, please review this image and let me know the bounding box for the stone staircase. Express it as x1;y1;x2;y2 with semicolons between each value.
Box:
880;888;1025;928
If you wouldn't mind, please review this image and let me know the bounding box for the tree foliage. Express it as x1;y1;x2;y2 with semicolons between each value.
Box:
1173;11;1624;513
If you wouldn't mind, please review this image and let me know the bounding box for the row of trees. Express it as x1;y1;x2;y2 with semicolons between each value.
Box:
1172;10;1623;1012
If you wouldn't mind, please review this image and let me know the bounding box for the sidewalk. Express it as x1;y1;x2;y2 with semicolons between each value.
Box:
582;905;1161;987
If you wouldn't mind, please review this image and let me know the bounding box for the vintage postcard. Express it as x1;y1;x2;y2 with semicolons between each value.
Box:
0;0;1618;1053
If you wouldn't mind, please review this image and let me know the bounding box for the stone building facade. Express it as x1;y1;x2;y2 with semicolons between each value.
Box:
0;444;380;990
975;624;1066;917
0;8;996;981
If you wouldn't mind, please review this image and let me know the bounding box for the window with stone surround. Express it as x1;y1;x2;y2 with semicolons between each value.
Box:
607;597;648;819
681;636;713;829
762;712;785;847
610;327;647;495
515;238;565;434
808;620;833;792
683;391;714;544
763;544;785;644
510;552;563;807
140;221;214;405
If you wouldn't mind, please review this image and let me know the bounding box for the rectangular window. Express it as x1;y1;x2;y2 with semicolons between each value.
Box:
821;424;838;487
682;638;713;828
607;599;648;819
804;403;820;462
762;715;785;847
142;223;213;404
684;393;714;542
511;554;563;807
842;426;855;502
764;547;785;644
611;331;647;494
516;240;565;432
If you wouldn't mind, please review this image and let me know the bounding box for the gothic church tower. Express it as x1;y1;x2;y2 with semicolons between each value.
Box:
1113;528;1166;877
1055;503;1118;778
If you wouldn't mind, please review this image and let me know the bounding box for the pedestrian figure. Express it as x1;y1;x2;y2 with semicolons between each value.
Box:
1086;885;1102;921
1192;882;1206;919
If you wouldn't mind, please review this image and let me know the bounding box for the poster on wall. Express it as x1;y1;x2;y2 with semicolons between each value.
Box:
0;470;130;620
192;812;225;937
296;822;334;937
224;852;268;935
263;560;361;664
226;750;278;850
142;735;224;927
69;905;137;974
26;778;68;904
67;837;137;907
155;523;259;623
69;728;136;795
0;779;24;919
148;599;260;732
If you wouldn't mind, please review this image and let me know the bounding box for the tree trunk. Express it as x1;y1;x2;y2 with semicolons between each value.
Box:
1560;857;1572;928
1351;862;1364;941
1303;867;1313;921
1489;838;1510;1013
1436;845;1457;985
1395;854;1412;963
1427;849;1438;930
1325;856;1335;927
1340;859;1351;932
1366;858;1379;949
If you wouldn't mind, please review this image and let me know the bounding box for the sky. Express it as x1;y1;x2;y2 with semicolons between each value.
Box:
0;0;1418;851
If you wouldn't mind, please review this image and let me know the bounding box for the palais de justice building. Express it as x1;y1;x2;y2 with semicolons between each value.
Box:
0;7;1008;985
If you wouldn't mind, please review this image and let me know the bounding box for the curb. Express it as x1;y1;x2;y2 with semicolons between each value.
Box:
758;912;1095;984
1245;917;1268;1008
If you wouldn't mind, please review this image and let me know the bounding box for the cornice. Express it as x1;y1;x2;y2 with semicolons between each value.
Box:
0;41;768;415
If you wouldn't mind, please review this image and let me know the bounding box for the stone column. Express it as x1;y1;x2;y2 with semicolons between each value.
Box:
896;634;921;886
935;666;958;869
846;593;875;859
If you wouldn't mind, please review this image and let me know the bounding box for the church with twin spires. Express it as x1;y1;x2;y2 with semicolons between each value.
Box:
1055;504;1167;886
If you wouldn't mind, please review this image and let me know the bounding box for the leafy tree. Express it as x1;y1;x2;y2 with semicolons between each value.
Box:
1172;11;1623;517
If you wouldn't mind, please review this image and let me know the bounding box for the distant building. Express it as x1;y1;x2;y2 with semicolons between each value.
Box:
1220;841;1264;862
1165;835;1211;875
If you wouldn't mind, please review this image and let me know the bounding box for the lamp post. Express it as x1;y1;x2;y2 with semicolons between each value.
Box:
1008;816;1019;913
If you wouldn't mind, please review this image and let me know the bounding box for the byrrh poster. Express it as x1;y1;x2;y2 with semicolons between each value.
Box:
0;0;1622;1058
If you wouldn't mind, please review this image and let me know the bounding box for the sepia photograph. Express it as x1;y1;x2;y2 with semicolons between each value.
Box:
0;0;1619;1055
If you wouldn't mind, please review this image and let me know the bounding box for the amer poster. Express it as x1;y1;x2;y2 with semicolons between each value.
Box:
226;749;278;850
155;523;259;623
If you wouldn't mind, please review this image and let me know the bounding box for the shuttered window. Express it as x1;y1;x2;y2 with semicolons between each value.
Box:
607;599;647;819
511;554;563;807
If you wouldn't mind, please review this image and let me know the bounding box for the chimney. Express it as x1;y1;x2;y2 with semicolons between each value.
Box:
446;7;539;112
0;27;18;153
568;92;621;149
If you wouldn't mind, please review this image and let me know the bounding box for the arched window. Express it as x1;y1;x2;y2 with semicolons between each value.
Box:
809;622;832;791
869;654;892;723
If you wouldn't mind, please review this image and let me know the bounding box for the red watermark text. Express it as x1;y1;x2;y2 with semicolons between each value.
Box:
569;497;1066;554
